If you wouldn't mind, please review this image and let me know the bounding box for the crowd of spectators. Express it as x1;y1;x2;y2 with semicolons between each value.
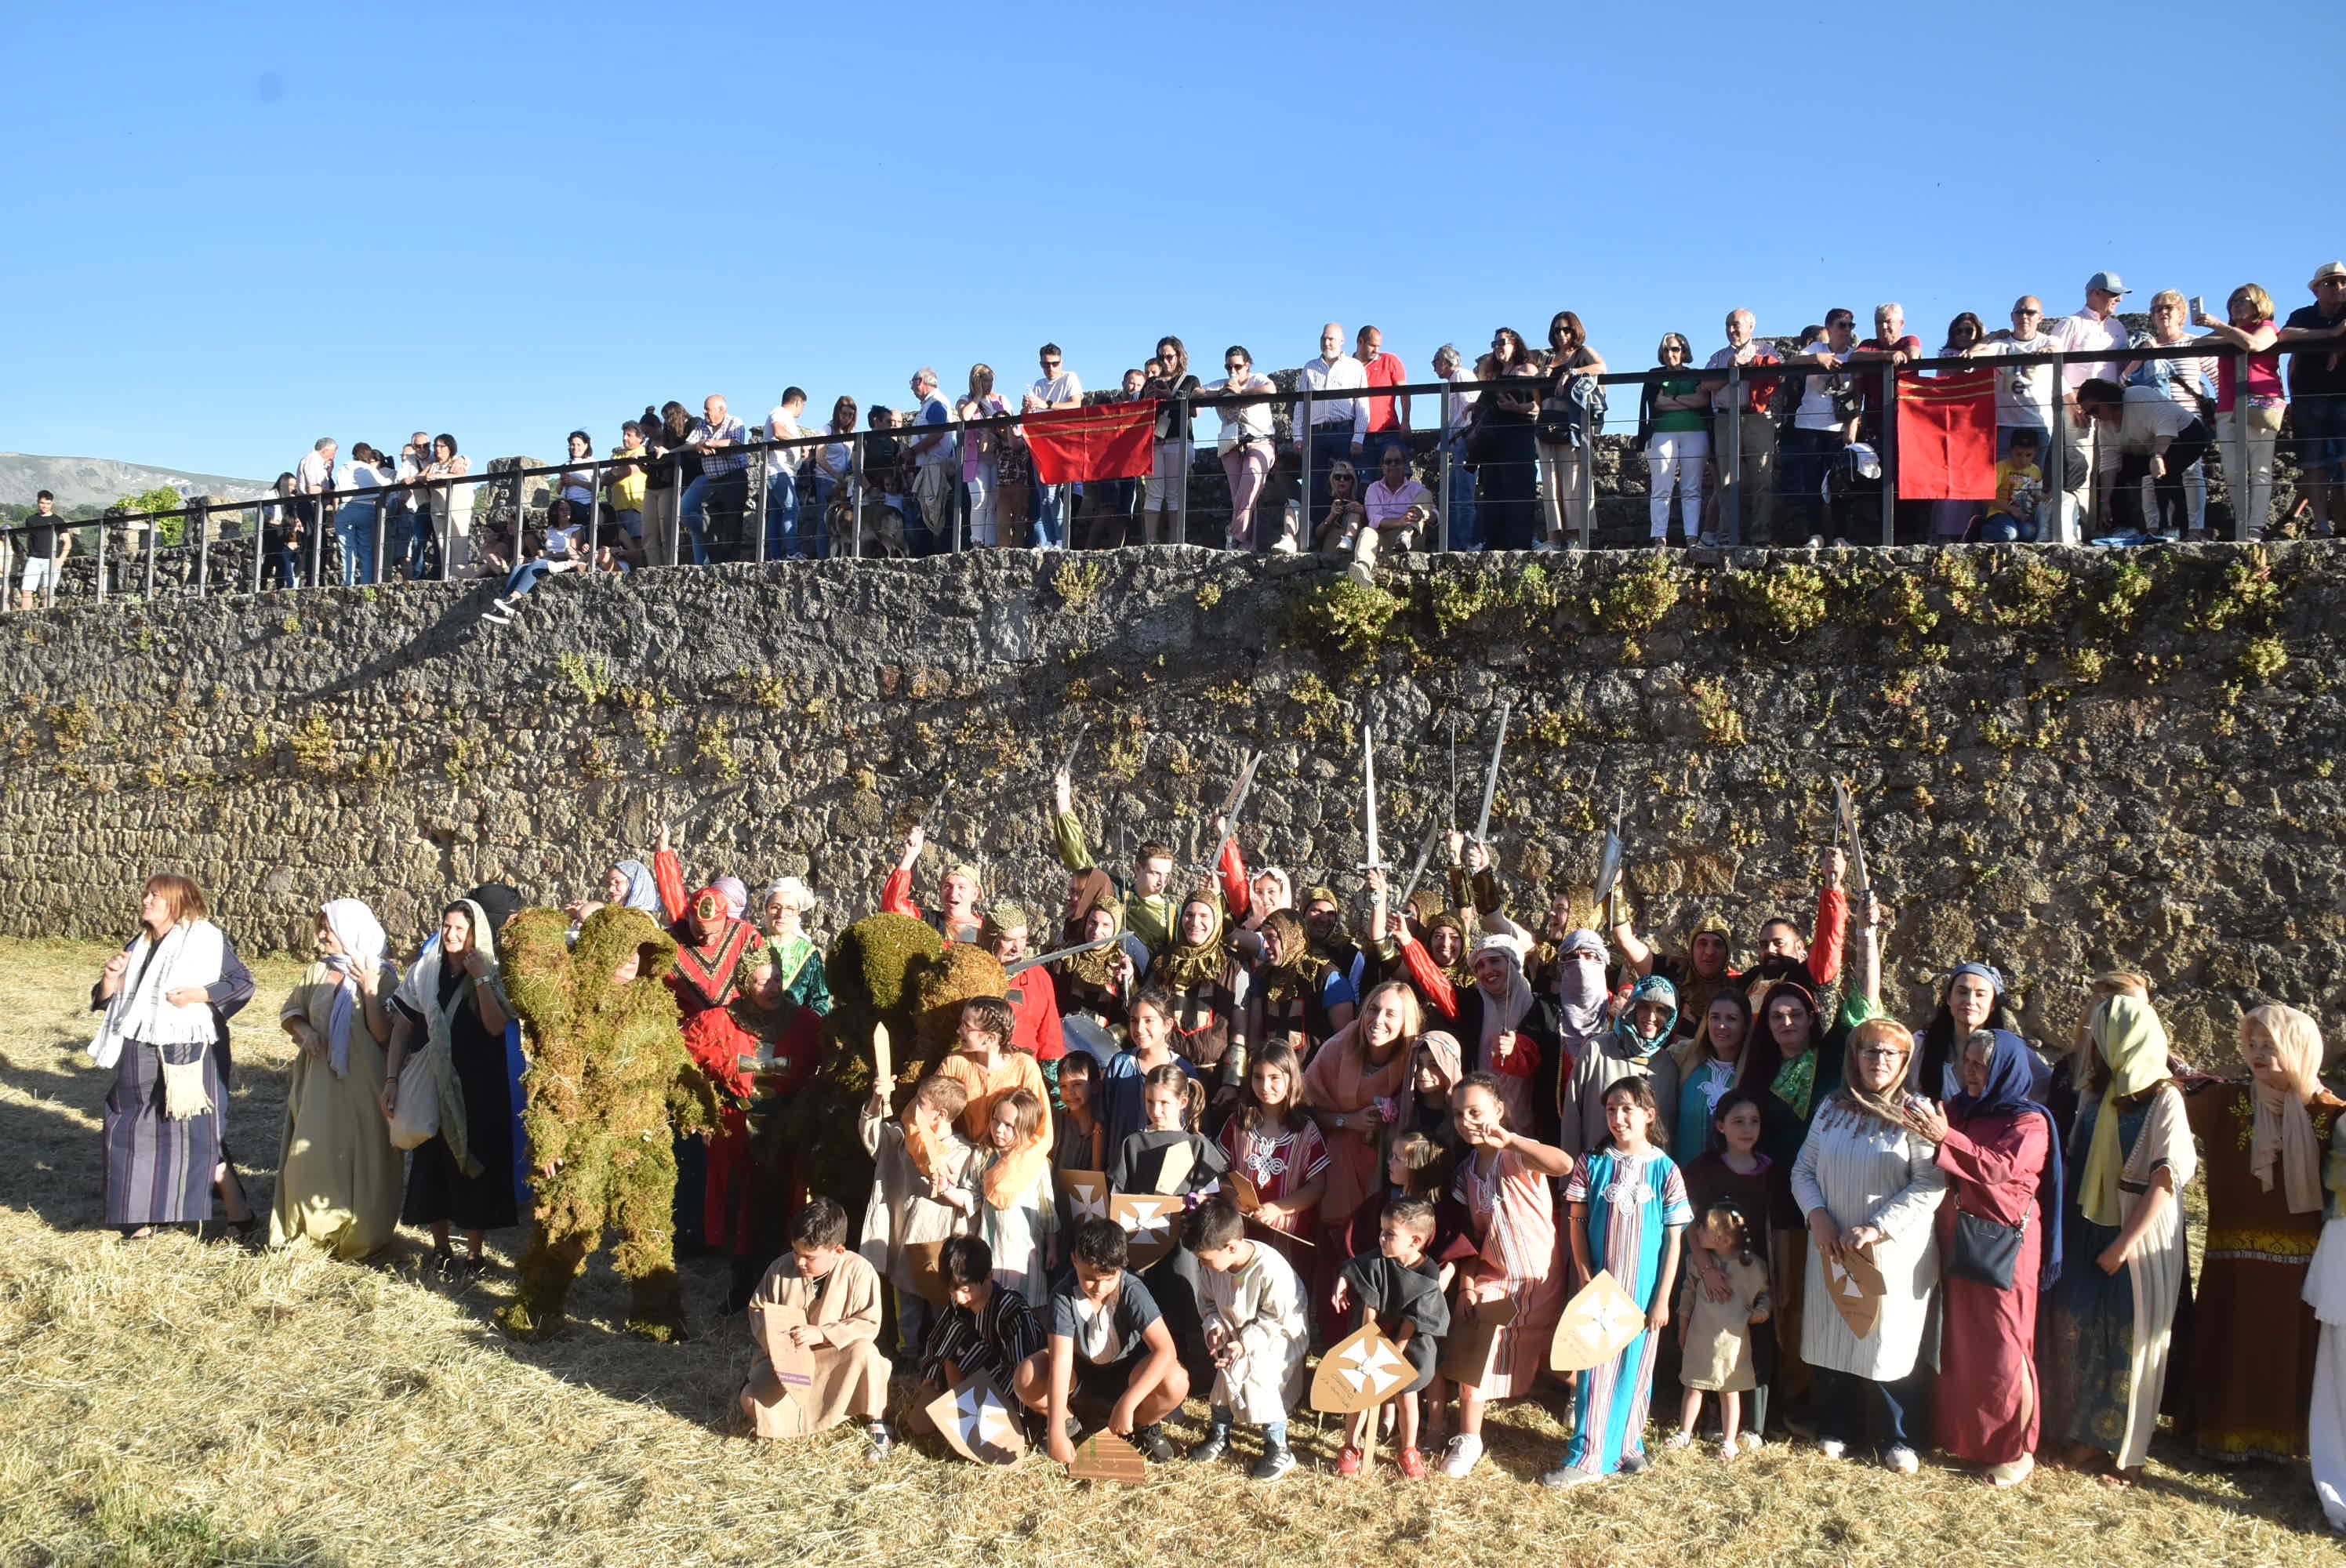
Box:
11;263;2346;607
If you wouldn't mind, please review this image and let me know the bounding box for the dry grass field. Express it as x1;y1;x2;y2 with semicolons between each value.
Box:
0;935;2334;1566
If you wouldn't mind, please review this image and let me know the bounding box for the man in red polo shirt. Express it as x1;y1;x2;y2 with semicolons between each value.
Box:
1357;325;1411;470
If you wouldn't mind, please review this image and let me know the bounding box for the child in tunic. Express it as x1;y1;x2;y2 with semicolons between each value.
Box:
1548;1076;1692;1487
1051;1050;1107;1174
1681;1092;1800;1434
858;1073;979;1358
1187;1196;1309;1481
1672;1200;1771;1461
1013;1217;1192;1466
1217;1041;1327;1270
1433;1072;1577;1479
974;1087;1058;1301
935;996;1052;1150
740;1197;894;1455
1334;1196;1451;1479
913;1235;1045;1444
1112;1065;1229;1383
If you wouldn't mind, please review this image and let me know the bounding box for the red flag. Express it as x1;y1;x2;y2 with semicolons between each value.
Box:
1023;399;1157;484
1894;368;1996;499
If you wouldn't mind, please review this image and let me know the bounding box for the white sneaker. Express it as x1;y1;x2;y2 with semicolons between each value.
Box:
1885;1445;1919;1475
1738;1432;1765;1455
1818;1439;1847;1461
1438;1433;1484;1478
1988;1453;2035;1487
1665;1431;1693;1450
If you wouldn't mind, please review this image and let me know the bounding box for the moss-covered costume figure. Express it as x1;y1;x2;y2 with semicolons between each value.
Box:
496;906;719;1342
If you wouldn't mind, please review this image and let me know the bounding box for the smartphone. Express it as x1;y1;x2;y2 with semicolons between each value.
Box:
2190;294;2209;320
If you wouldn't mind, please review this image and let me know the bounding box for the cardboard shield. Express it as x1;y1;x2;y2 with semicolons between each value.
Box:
746;1303;817;1437
1226;1169;1261;1214
1151;1141;1197;1199
1069;1429;1148;1484
903;1240;952;1307
1310;1323;1416;1415
1434;1290;1519;1388
1821;1244;1886;1340
924;1373;1028;1466
1109;1192;1184;1271
1056;1170;1110;1225
1548;1269;1648;1374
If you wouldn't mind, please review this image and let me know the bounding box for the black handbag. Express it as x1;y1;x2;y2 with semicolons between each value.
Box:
1946;1207;2025;1290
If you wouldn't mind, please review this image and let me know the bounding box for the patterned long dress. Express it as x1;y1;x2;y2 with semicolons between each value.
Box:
1561;1146;1694;1475
2183;1083;2340;1461
1451;1144;1566;1398
2041;1085;2197;1470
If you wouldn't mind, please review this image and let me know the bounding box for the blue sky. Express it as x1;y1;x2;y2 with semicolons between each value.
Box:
6;0;2341;481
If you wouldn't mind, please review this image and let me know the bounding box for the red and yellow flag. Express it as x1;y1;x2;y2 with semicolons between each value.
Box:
1894;368;1997;499
1023;399;1157;485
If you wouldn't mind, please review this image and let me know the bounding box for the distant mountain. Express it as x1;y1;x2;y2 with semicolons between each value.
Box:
0;452;271;512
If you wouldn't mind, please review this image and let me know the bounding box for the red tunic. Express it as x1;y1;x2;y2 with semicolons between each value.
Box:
680;1003;823;1256
1004;961;1066;1062
1930;1108;2050;1466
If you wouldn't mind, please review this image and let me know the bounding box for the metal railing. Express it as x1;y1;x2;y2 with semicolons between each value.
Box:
1;340;2330;609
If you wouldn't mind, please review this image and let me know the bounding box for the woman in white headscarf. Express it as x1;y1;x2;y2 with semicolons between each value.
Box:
759;876;830;1015
271;898;403;1260
385;897;519;1279
2182;1004;2341;1464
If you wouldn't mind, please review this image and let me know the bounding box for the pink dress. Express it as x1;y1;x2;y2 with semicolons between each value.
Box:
1451;1144;1566;1398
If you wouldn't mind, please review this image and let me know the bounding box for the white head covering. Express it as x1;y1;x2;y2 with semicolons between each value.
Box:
319;898;387;1078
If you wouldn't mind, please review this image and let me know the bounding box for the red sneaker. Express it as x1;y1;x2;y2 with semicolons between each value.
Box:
1335;1445;1364;1477
1396;1446;1429;1479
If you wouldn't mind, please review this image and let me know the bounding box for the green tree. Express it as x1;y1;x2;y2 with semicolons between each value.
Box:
113;485;187;546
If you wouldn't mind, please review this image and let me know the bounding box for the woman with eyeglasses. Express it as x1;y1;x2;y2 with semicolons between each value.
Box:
1136;337;1200;546
1538;311;1608;547
1310;461;1367;556
1203;347;1278;550
1640;334;1709;548
2126;292;2219;539
1790;1016;1948;1477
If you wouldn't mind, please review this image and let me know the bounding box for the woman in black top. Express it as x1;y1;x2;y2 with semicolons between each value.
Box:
1138;336;1202;545
1473;329;1543;551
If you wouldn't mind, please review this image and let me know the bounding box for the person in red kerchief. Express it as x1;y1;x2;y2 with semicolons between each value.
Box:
651;820;764;1018
681;949;825;1310
880;824;983;945
982;903;1066;1065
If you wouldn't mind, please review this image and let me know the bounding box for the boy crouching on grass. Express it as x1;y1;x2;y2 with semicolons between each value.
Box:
911;1235;1044;1432
740;1197;894;1456
1186;1193;1309;1481
1014;1217;1190;1466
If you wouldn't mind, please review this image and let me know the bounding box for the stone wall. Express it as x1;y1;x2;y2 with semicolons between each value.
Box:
1;544;2338;1060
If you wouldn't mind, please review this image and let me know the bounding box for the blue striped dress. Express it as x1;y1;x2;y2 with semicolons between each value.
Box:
1563;1146;1693;1475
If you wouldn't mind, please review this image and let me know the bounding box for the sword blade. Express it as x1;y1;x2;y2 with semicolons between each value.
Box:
1004;934;1118;978
1360;724;1383;869
1058;720;1093;777
1469;699;1513;844
1207;750;1264;863
1395;820;1445;909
